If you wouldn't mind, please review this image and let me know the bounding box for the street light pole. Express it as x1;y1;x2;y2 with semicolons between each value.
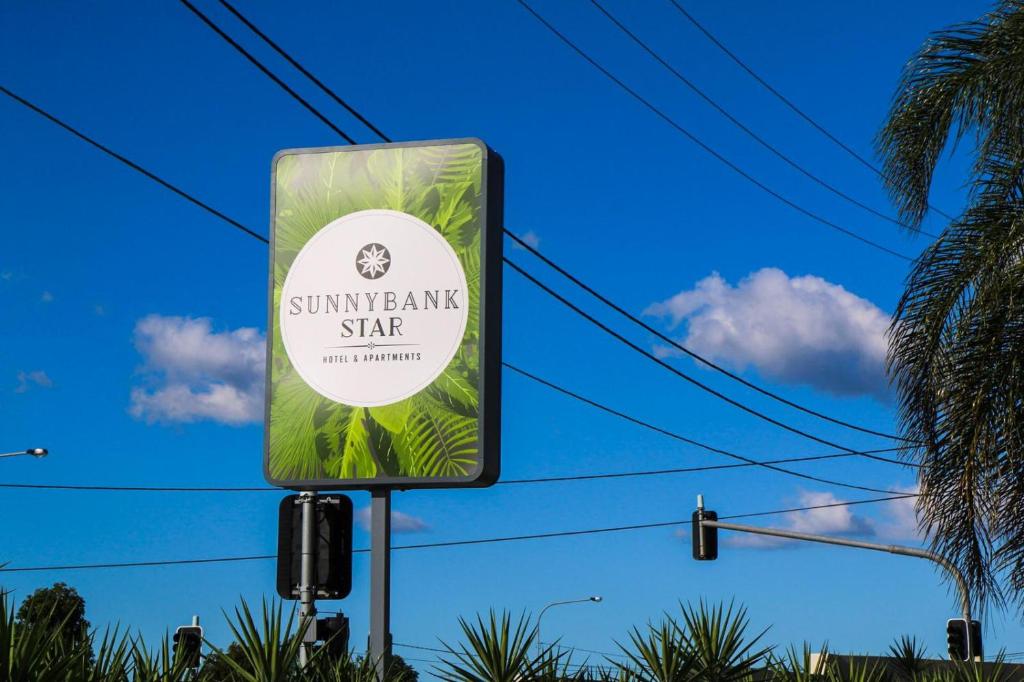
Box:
536;596;602;655
0;448;48;460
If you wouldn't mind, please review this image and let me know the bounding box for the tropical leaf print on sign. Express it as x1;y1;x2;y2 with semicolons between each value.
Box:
268;142;486;484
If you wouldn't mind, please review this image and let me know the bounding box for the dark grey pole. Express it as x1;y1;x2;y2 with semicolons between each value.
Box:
369;488;392;680
701;518;972;623
298;492;318;667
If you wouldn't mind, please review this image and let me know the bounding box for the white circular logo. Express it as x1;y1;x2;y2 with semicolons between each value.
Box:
280;209;469;407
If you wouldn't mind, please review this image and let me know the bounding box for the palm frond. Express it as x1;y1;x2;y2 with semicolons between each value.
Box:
435;610;555;682
614;616;695;682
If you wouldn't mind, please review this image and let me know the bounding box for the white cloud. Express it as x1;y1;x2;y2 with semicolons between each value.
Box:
512;230;541;250
14;370;53;394
719;487;923;551
40;291;54;303
874;486;921;542
645;268;892;400
129;315;265;426
355;507;430;533
723;491;875;550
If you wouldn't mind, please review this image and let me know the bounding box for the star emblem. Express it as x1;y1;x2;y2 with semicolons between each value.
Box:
356;243;391;279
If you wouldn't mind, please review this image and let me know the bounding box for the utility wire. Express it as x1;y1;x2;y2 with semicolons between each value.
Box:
177;0;918;451
0;451;893;493
503;363;910;468
0;87;915;493
0;90;913;491
541;643;627;659
174;0;921;453
6;24;922;461
0;362;913;495
504;256;906;493
588;0;938;240
0;85;268;244
515;0;913;262
177;0;359;144
216;0;392;143
665;0;954;223
394;643;448;655
0;493;916;573
175;3;918;448
717;492;918;521
504;230;917;448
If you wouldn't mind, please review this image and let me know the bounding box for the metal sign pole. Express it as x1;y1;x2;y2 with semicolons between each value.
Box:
369;488;392;680
299;492;318;667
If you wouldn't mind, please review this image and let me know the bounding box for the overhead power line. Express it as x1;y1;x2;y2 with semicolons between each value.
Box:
158;9;919;454
0;364;911;494
587;0;938;240
665;0;954;223
502;362;909;468
0;86;917;471
514;0;913;262
177;0;359;144
504;230;917;447
504;256;907;492
0;86;268;244
0;448;897;493
1;85;916;495
0;493;916;573
717;492;917;521
166;1;920;458
216;0;392;143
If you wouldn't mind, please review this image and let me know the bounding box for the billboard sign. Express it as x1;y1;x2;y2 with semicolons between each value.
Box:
265;139;503;489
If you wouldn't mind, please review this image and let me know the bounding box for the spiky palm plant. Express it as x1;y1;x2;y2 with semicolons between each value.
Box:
614;617;695;682
950;655;1008;682
531;646;591;682
208;598;306;682
888;635;930;681
434;610;557;682
919;670;958;682
303;650;381;682
68;626;132;681
877;1;1024;612
769;643;830;682
827;656;888;682
130;632;196;682
0;589;89;682
678;600;771;682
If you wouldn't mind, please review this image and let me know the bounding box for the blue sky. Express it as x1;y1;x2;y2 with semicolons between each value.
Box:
1;0;1015;673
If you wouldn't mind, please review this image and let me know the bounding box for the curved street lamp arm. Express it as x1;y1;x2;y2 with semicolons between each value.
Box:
702;519;971;622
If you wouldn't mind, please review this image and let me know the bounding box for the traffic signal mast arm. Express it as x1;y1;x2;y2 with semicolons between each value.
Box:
695;498;971;624
700;517;971;622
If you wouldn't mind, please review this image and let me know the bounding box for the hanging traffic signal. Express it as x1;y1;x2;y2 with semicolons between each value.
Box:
971;620;984;661
316;613;350;659
692;507;718;561
172;625;202;668
946;618;967;660
947;618;982;661
277;494;353;600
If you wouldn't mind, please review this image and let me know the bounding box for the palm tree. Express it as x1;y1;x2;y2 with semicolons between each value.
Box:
678;600;770;682
877;0;1024;613
435;610;562;682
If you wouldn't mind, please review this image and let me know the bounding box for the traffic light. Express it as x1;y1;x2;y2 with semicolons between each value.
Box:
277;495;353;600
316;613;350;659
172;625;202;668
692;508;718;561
947;618;982;661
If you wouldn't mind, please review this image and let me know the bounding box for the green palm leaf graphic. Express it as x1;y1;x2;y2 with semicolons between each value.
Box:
269;142;484;483
396;396;479;478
